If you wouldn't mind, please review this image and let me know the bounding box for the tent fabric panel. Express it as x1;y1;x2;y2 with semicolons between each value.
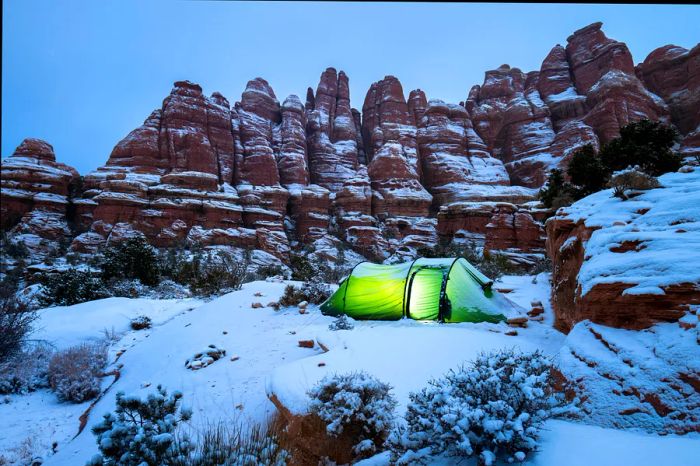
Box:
320;279;349;316
458;258;493;289
341;262;412;320
406;267;444;320
444;260;505;323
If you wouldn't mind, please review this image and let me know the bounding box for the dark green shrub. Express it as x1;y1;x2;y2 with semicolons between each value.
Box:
538;169;575;209
599;120;682;176
39;269;109;307
100;237;161;286
290;253;315;282
567;144;609;197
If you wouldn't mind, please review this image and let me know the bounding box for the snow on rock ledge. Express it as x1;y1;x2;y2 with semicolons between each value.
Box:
557;319;700;434
546;168;700;332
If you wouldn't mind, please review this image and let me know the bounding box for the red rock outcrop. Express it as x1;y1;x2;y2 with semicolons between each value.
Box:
276;99;308;188
485;204;545;252
582;70;670;144
356;76;438;254
546;168;700;333
72;80;290;259
235;78;282;186
463;22;683;187
637;44;700;156
1;139;79;256
306;68;360;192
565;22;636;95
416;99;511;207
5;22;698;267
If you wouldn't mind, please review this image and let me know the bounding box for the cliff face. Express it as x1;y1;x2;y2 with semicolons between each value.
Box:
2;22;698;263
546;168;700;333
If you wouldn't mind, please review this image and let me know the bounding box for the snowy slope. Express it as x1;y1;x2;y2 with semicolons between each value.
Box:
1;275;698;465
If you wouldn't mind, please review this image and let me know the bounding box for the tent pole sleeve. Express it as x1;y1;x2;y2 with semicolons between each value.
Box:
438;258;459;322
402;258;419;318
342;260;366;314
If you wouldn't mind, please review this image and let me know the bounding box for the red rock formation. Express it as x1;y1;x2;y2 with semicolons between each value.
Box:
565;22;635;95
416;99;510;206
332;167;388;260
73;80;290;259
306;68;360;192
361;76;437;253
1;139;79;255
546;169;700;333
287;184;330;243
637;44;700;138
464;22;680;186
277;95;309;186
582;70;670;144
538;45;588;128
235;78;281;186
484;204;545;252
6;22;698;267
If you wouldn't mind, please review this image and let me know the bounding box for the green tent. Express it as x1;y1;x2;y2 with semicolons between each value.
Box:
320;258;518;323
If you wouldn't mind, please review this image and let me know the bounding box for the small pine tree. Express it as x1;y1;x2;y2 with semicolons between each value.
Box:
599;120;682;176
88;386;193;466
538;169;574;209
100;237;161;286
567;144;609;196
290;253;315;282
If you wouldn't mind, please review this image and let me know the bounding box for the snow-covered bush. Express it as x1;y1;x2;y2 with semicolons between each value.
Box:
0;343;53;395
130;315;152;330
189;250;250;297
107;279;150;298
171;419;289;466
308;371;397;460
328;314;355;331
150;279;190;299
47;343;107;403
88;385;193;466
395;349;566;465
279;282;331;307
610;167;660;200
38;269;109;307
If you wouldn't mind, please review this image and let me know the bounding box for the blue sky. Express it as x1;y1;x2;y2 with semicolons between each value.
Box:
3;1;699;174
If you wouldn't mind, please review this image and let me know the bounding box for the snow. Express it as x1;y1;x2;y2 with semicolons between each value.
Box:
556;319;700;433
525;420;700;466
1;273;697;465
544;87;584;103
32;297;203;351
554;168;700;296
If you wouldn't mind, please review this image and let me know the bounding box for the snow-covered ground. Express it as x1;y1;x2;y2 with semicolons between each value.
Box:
0;274;698;465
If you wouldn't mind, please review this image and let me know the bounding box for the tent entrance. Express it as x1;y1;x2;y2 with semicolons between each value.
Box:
405;266;446;321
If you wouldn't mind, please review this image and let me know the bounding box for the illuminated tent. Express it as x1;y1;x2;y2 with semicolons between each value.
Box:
320;258;519;323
